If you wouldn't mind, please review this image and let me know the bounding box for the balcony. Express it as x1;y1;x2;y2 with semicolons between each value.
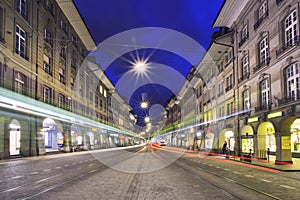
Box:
276;36;299;57
278;93;300;106
255;103;271;112
253;57;270;73
238;33;249;47
238;73;250;83
254;11;269;30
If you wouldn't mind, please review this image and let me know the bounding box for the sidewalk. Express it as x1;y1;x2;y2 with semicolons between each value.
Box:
227;155;300;172
201;152;300;171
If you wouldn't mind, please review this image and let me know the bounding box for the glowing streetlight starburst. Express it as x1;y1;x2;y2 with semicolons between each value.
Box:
140;101;148;109
124;50;153;80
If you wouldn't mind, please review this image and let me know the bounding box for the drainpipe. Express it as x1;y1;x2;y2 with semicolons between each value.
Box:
35;2;40;156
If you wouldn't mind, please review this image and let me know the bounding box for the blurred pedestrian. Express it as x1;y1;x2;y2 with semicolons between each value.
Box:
222;141;227;154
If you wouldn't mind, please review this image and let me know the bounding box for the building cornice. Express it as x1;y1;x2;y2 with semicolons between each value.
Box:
212;0;249;28
56;0;96;50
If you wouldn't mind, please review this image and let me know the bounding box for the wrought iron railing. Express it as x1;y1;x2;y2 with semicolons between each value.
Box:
276;35;299;57
253;57;270;73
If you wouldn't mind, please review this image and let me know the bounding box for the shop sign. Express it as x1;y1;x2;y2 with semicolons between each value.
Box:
247;117;258;123
282;136;291;149
267;111;283;119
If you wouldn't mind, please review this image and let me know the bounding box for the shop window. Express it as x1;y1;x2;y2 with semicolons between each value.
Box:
291;119;300;152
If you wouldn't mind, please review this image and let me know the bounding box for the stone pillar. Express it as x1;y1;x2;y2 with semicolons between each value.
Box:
0;116;8;159
63;124;71;152
275;132;293;164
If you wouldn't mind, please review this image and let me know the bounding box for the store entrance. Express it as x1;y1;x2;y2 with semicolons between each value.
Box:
9;119;21;156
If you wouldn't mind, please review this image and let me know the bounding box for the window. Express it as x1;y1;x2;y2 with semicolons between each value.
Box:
60;20;67;33
286;63;300;100
44;28;52;45
254;0;269;30
0;7;4;42
95;96;99;108
58;94;65;108
225;74;233;92
259;0;268;19
59;47;66;59
45;0;54;16
43;86;51;103
241;25;248;41
99;85;103;94
227;102;234;115
259;36;269;66
70;77;74;88
242;54;249;77
59;67;65;84
71;35;77;46
15;72;25;95
15;25;27;59
16;0;28;19
285;10;298;46
43;54;51;75
104;89;107;97
243;89;250;110
260;78;270;107
218;81;224;96
239;24;249;47
218;106;224;118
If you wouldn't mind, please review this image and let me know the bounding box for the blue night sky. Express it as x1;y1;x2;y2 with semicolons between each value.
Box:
73;0;224;126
